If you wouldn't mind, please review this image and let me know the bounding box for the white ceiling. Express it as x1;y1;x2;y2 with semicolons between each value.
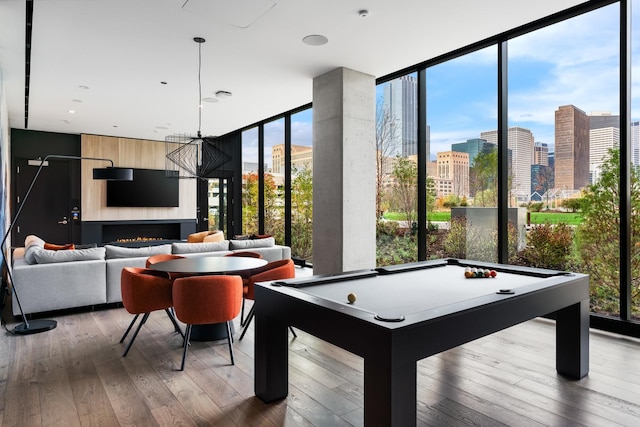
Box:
0;0;586;142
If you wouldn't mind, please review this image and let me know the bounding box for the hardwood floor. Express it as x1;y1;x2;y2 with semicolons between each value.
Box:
3;284;640;425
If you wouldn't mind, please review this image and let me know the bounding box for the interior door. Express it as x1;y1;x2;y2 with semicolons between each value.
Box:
12;158;72;245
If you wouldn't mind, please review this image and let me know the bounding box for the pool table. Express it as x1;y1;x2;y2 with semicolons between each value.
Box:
254;258;589;427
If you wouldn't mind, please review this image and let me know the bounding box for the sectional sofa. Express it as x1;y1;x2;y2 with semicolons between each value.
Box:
10;234;291;316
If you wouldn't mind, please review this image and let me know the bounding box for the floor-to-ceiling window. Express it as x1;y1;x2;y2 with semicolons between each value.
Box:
509;3;622;318
263;118;285;244
427;48;498;262
241;127;259;236
375;74;419;266
290;108;313;262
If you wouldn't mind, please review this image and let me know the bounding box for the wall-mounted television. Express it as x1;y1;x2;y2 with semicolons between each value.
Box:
107;169;179;207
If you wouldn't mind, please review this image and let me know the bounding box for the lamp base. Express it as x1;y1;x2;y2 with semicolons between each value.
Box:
13;319;57;335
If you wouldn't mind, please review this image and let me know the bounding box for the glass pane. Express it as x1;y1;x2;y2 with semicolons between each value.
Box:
241;127;259;236
427;47;498;262
290;108;313;263
376;73;419;266
207;178;226;233
632;1;640;320
264;118;285;244
509;4;620;317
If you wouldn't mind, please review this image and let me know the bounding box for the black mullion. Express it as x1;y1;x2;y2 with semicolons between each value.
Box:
497;41;509;264
417;69;427;261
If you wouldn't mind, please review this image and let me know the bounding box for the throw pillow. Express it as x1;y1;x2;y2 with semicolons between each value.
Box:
33;247;106;264
229;237;275;250
24;235;45;265
171;240;230;254
203;230;224;243
251;234;272;239
104;244;172;259
44;243;75;251
233;234;251;240
187;231;212;243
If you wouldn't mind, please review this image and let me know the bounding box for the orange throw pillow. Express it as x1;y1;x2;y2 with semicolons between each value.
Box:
44;243;75;251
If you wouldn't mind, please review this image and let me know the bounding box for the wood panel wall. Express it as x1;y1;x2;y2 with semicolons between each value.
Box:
81;134;196;221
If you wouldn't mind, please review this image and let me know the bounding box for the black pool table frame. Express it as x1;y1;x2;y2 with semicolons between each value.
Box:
254;258;589;427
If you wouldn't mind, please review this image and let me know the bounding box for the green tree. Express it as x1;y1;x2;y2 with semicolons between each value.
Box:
390;156;417;229
263;173;284;244
561;197;583;212
242;173;259;235
469;149;497;207
291;166;313;261
577;148;640;314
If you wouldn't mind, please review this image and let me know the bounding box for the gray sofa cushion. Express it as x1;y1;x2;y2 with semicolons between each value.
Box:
229;237;275;250
172;240;230;254
104;244;172;259
33;247;106;264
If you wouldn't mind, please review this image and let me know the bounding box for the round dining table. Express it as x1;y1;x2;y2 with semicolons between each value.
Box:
150;255;267;341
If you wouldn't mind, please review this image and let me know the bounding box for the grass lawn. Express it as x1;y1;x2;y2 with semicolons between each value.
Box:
383;211;584;225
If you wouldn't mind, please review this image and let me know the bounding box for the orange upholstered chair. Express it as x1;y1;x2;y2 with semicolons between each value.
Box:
225;251;263;325
239;258;296;340
172;275;243;370
119;267;183;357
145;253;185;268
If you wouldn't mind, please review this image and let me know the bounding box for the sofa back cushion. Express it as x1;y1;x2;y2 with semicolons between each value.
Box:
33;247;106;264
171;240;230;254
104;244;172;259
229;237;275;250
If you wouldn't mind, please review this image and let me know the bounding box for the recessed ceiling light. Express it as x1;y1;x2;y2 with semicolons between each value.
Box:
68;110;75;114
160;81;167;85
63;119;71;124
79;85;89;90
358;9;370;18
215;90;232;98
303;34;328;46
72;99;82;103
202;97;219;103
156;126;169;130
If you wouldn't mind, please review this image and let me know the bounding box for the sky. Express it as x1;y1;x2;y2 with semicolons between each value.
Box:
245;2;636;167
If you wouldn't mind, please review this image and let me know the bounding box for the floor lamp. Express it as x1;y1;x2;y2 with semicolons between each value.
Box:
0;155;133;335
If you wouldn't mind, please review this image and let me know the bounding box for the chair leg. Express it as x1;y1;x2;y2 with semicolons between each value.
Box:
226;321;235;365
165;308;184;338
120;313;140;343
122;312;150;357
180;324;193;371
239;306;255;341
240;297;246;326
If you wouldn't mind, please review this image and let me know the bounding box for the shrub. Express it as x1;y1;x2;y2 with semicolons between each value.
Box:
517;223;575;270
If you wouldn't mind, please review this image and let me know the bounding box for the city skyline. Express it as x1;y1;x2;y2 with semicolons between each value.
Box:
244;2;637;172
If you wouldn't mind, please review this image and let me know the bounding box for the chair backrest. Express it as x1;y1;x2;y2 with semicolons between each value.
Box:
172;275;243;325
225;251;263;259
120;267;173;314
245;259;295;300
145;253;184;268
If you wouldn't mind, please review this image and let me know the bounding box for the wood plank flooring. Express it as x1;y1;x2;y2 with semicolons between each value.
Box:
2;288;640;425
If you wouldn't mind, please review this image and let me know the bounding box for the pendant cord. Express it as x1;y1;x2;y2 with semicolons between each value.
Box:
197;39;202;138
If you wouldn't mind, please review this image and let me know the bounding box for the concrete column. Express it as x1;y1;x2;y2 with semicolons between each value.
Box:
312;67;376;275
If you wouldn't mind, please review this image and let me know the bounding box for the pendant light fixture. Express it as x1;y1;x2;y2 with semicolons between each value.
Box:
165;37;231;179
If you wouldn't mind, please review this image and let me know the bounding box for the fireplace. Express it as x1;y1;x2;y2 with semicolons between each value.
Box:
81;220;196;245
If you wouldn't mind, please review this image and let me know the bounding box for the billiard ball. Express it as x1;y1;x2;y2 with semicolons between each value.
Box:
464;268;473;278
347;293;357;303
490;270;497;277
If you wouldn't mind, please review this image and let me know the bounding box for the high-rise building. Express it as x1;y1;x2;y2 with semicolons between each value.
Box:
632;121;640;168
272;144;313;175
451;138;494;166
531;164;554;200
435;151;469;197
481;127;533;199
555;105;590;191
533;141;549;166
589;111;619;130
383;75;418;157
589;127;619;183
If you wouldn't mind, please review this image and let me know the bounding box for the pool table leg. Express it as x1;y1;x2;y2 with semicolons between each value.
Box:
364;359;417;427
555;299;589;379
255;312;289;402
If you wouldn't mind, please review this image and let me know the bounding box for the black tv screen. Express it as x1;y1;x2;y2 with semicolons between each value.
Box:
107;169;179;207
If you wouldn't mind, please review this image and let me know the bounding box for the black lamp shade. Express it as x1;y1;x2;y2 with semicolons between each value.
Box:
93;167;133;181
